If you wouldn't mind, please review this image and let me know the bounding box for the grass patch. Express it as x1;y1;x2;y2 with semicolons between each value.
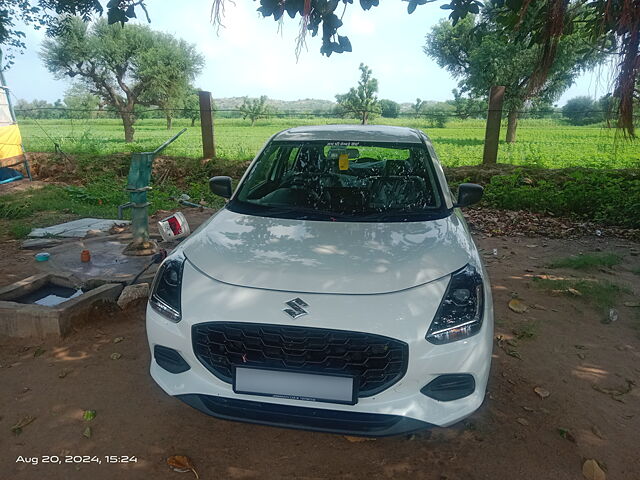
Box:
18;117;640;169
632;267;640;276
548;253;622;270
532;277;627;309
0;172;226;239
512;322;538;340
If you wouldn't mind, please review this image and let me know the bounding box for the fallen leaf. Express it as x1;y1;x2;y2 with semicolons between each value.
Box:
167;455;199;479
110;353;122;360
11;416;35;435
344;435;376;443
516;417;529;426
534;386;550;399
567;288;582;296
33;347;45;358
591;425;604;439
508;299;528;314
83;410;96;421
83;426;92;439
577;353;586;360
557;427;576;443
592;380;634;401
522;406;535;412
582;459;606;480
507;349;522;359
58;369;69;379
113;337;124;343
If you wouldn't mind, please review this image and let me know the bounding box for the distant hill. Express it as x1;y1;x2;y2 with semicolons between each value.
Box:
214;97;336;113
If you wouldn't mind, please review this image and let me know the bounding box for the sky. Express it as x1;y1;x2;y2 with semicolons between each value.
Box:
3;0;615;106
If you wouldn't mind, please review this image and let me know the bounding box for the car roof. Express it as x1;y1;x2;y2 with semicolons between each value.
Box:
272;124;427;144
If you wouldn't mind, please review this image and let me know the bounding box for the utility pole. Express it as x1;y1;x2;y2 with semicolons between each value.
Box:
198;91;215;160
482;86;505;165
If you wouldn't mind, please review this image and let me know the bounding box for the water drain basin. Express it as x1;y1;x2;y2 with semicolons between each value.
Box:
14;284;84;307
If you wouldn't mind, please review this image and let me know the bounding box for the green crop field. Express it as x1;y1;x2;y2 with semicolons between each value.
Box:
17;117;640;169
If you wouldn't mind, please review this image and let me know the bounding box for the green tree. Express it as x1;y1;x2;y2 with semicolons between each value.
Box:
239;95;270;126
181;88;203;127
1;1;637;136
450;88;487;119
41;18;202;142
425;11;605;143
63;85;100;119
423;102;453;128
138;37;203;130
335;64;381;125
379;99;400;118
562;96;600;125
411;98;425;118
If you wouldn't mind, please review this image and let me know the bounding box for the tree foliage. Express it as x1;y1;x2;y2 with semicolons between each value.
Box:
425;9;605;142
63;84;101;119
411;98;425;118
41;17;202;142
379;99;400;118
450;88;487;119
561;96;603;126
335;63;380;125
0;0;149;67
239;95;270;126
1;0;636;135
137;36;204;129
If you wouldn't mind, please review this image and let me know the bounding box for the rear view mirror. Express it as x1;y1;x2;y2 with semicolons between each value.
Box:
328;148;360;159
209;176;233;199
455;183;483;208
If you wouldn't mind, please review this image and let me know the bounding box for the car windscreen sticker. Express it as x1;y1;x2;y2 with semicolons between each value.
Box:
338;153;349;170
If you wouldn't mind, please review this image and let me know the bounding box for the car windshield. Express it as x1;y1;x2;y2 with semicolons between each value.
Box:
228;140;447;222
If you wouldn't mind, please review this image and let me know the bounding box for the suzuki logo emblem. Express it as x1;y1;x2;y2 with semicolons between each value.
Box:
283;298;309;319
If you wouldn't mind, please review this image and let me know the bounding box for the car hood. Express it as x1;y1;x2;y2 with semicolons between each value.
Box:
181;208;475;295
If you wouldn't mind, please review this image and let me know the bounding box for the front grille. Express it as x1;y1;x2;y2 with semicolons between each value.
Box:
192;322;408;397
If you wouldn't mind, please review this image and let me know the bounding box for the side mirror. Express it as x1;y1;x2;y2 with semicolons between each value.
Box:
209;176;233;199
455;183;483;208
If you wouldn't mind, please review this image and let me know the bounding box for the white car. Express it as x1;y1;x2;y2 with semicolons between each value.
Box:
146;125;493;436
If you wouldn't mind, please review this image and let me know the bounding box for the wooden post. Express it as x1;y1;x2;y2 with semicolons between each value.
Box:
482;86;505;165
198;91;215;159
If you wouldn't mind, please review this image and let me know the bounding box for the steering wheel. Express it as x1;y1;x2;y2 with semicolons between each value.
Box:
288;175;321;202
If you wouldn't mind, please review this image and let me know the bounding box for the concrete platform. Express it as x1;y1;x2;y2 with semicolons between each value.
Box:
36;234;159;285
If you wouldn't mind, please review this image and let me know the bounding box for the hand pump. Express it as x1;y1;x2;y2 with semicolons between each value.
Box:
120;128;187;255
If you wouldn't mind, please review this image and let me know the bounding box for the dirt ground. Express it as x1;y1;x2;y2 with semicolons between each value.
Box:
1;211;639;480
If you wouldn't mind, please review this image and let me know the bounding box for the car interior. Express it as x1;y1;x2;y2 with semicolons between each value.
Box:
239;143;438;214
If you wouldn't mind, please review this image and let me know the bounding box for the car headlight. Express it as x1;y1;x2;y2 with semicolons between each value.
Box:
149;253;185;322
426;264;484;344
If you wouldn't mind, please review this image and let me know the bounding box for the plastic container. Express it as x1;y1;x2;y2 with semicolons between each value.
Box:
35;252;50;262
80;249;91;263
158;212;190;242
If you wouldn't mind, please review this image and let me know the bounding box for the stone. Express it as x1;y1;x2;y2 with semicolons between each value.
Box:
28;218;130;239
21;238;63;250
117;283;150;310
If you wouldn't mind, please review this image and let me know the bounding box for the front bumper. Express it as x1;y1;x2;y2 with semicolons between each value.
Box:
146;261;494;436
177;394;431;437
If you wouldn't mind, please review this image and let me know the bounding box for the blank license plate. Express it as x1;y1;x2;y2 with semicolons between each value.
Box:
233;367;357;405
